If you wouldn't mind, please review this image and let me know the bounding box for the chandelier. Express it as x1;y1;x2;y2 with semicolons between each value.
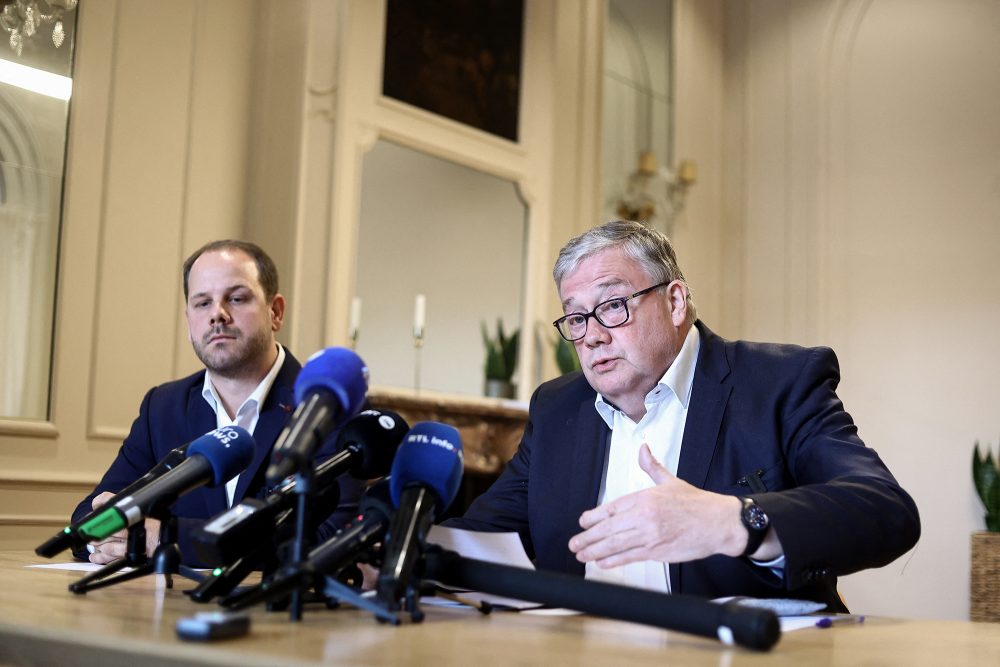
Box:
0;0;77;57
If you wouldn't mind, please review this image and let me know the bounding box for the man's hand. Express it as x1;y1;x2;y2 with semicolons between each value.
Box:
568;444;753;568
86;491;161;564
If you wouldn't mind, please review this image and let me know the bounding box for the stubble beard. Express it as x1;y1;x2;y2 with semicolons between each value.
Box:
193;325;274;379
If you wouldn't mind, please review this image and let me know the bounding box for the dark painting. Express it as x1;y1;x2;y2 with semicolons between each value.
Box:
382;0;524;142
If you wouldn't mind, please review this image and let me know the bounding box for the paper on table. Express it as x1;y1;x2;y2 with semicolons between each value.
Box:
424;526;541;610
28;562;132;573
426;526;535;570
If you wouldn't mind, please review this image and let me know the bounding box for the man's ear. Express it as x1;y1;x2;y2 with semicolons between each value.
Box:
270;294;286;332
666;281;688;326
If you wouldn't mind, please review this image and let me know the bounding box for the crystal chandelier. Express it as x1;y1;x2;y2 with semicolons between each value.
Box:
0;0;77;57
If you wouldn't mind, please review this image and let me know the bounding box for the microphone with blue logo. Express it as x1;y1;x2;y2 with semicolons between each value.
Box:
265;347;369;485
376;421;464;613
67;426;255;594
75;426;255;543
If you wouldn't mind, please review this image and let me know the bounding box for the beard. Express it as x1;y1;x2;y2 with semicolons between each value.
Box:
192;324;274;379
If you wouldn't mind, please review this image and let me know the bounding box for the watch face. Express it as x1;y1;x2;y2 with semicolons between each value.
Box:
745;503;768;530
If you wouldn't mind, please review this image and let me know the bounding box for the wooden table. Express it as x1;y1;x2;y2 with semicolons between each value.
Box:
1;551;998;666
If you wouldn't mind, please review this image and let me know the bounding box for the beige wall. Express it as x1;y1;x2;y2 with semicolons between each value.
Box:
675;0;1000;620
0;0;259;549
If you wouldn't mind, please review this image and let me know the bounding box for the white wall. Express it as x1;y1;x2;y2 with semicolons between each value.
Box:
697;0;1000;620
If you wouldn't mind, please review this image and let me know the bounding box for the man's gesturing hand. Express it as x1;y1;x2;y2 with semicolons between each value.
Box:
568;444;746;568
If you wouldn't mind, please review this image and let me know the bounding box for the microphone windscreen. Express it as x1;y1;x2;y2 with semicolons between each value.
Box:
187;426;256;486
294;347;369;423
337;409;409;478
389;422;463;514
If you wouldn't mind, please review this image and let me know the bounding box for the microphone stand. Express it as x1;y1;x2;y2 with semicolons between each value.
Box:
69;510;206;594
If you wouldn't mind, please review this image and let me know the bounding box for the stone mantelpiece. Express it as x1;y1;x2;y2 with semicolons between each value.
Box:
367;387;528;475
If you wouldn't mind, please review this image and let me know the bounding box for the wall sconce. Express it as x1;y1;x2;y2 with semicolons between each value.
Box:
615;150;697;238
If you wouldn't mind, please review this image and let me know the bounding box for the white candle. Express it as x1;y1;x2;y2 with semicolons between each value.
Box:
349;297;362;335
414;294;426;334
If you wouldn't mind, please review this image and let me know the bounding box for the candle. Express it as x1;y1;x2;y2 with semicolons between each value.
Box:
349;297;362;336
414;294;426;335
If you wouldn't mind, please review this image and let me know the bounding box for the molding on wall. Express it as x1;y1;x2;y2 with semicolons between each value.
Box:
83;0;123;443
0;471;98;490
817;0;871;348
88;426;129;442
0;420;59;439
0;514;69;528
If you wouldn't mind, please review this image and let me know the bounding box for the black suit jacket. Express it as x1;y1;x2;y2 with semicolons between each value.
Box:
71;347;363;565
449;322;920;610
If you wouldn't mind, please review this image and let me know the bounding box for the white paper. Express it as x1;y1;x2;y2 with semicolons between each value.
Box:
27;562;132;572
424;526;542;609
426;526;534;569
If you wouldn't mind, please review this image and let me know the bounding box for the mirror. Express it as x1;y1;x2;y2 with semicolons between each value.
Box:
0;1;77;420
354;139;527;398
602;0;678;235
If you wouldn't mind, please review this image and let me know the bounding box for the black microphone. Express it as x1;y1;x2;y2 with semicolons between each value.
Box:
422;548;781;651
265;347;369;485
192;409;408;567
74;427;255;542
36;442;192;558
376;422;464;608
224;479;394;611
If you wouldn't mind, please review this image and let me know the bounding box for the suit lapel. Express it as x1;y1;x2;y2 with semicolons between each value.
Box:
564;396;610;574
673;322;733;591
233;350;300;501
185;380;229;519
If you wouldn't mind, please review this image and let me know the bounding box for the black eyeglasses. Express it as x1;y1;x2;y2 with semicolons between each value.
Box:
552;282;670;342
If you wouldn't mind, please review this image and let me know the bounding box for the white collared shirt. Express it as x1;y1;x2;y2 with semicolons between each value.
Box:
200;344;285;506
586;325;701;593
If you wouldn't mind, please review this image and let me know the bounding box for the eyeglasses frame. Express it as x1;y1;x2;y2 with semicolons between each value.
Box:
552;280;672;342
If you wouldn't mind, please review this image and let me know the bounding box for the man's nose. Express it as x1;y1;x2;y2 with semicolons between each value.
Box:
210;304;232;325
583;318;611;347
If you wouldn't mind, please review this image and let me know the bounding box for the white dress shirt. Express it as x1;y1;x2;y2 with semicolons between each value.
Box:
586;325;701;593
200;345;285;507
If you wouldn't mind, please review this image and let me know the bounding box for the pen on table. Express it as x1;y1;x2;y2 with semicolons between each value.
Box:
815;614;865;628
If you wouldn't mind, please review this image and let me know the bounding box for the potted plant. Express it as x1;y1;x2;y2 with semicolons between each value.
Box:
971;442;1000;621
481;319;519;399
554;335;581;375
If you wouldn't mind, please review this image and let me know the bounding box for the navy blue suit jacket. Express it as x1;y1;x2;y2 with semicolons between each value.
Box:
449;322;920;610
71;348;363;565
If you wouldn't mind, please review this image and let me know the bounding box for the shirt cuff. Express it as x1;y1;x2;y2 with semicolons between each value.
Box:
749;553;785;577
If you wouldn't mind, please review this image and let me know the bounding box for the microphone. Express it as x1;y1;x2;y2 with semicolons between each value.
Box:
74;426;255;542
224;479;394;611
265;347;368;485
376;421;464;607
192;409;409;567
36;442;192;558
422;549;781;651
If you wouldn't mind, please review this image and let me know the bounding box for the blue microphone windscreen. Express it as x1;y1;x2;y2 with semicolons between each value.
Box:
294;347;369;424
187;426;256;486
389;422;464;514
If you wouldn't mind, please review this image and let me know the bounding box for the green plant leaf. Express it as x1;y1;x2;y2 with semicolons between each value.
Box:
973;442;1000;530
482;319;518;381
555;336;581;374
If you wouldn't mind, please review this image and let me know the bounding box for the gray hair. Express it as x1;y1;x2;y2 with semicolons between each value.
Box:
553;220;696;320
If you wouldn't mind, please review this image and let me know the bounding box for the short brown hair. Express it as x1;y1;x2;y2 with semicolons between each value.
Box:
182;240;279;302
